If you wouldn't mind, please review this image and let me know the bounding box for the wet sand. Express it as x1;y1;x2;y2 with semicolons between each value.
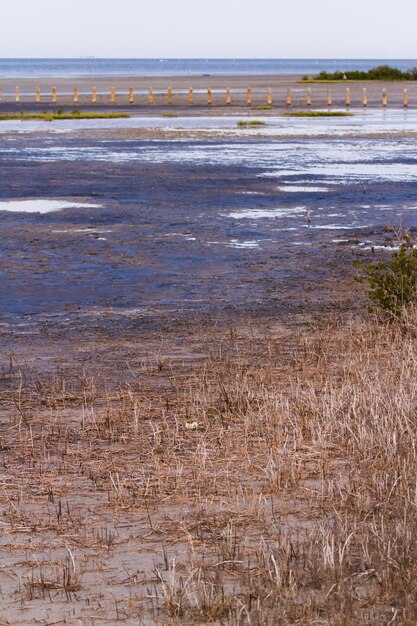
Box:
1;73;416;109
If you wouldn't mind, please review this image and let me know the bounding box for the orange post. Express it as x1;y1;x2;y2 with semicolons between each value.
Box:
129;87;134;104
207;88;212;104
247;87;252;105
345;87;350;107
403;88;409;107
226;87;231;105
15;86;20;102
286;88;292;106
382;89;387;107
92;87;97;103
73;87;78;103
148;88;153;104
52;87;57;103
168;86;172;104
327;87;332;107
267;88;272;105
188;87;193;104
36;87;41;102
362;88;367;107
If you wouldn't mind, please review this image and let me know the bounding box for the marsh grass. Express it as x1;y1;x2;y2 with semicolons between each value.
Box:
2;312;417;623
237;119;266;126
0;111;129;121
285;110;352;117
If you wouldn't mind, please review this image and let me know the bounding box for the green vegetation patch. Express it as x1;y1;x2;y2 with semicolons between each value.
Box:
285;111;352;117
161;113;179;118
306;65;417;82
237;120;266;126
354;230;417;319
0;111;130;121
251;105;273;110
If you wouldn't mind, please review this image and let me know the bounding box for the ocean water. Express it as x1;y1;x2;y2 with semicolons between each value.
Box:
0;58;416;78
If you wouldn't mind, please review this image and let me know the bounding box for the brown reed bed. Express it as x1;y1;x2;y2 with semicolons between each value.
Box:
1;310;417;624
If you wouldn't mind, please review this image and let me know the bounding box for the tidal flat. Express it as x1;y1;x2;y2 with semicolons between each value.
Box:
1;108;417;625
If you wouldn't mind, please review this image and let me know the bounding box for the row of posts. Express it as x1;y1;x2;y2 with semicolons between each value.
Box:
8;86;411;107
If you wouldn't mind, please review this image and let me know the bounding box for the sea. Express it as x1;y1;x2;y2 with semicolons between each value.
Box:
0;58;416;78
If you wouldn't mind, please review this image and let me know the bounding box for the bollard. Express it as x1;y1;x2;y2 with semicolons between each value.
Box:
52;87;57;103
148;88;153;105
345;87;350;107
306;87;312;106
286;88;292;106
110;87;115;103
92;87;97;103
382;89;387;107
207;88;212;104
168;86;172;104
36;87;41;103
73;87;78;104
403;88;409;107
327;87;332;107
267;88;272;105
15;86;20;102
226;87;231;105
129;87;134;104
188;87;193;104
362;88;367;107
247;87;252;105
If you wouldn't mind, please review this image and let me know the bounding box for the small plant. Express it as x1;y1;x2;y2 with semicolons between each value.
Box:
251;105;272;110
354;228;417;318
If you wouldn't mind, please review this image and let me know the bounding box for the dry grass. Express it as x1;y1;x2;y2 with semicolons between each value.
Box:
1;313;417;624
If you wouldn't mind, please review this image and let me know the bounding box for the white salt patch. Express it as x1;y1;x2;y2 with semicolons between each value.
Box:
51;228;112;234
226;207;305;219
228;240;260;249
278;186;329;193
0;199;102;214
306;224;371;230
240;191;265;195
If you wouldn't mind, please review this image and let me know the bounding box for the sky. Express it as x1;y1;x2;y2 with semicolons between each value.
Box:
1;0;416;58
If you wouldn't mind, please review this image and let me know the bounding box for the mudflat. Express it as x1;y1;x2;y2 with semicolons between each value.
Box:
1;104;417;624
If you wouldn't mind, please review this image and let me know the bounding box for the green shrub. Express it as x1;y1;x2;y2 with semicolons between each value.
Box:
354;235;417;318
313;65;417;81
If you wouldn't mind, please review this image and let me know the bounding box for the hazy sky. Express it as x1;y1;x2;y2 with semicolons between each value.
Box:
1;0;416;58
